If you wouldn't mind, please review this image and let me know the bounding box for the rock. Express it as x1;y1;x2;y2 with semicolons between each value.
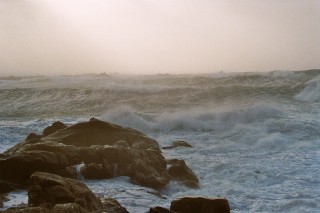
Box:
149;206;174;213
43;118;160;151
0;118;197;191
162;141;192;150
80;163;112;179
28;172;102;212
0;180;20;193
52;203;88;213
166;159;199;188
170;197;230;213
80;146;169;189
100;198;129;213
0;150;77;184
0;196;3;208
1;207;51;213
42;121;67;137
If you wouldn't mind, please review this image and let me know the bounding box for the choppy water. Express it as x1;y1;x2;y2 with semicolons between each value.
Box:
1;70;320;212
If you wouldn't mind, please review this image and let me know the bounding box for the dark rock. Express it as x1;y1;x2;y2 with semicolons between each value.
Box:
42;121;67;137
100;198;129;213
0;151;70;184
1;207;51;213
0;180;20;193
52;203;88;213
162;141;192;150
0;118;197;191
0;196;3;208
80;163;112;179
25;133;42;142
80;146;169;189
42;118;160;151
170;197;230;213
28;172;102;212
166;159;199;188
149;206;174;213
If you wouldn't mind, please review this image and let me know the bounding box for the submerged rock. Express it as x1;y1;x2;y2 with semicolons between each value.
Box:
162;140;192;150
170;196;230;213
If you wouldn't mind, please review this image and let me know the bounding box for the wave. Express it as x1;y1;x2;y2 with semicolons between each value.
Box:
100;104;283;133
294;74;320;102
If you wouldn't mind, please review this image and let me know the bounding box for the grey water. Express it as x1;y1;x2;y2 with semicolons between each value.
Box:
0;70;320;212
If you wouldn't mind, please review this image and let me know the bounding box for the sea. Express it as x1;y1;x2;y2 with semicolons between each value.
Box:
0;70;319;212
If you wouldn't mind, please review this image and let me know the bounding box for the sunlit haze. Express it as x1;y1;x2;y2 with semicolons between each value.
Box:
0;0;319;76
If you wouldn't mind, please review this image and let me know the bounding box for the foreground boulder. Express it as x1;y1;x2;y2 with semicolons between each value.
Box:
1;172;129;213
28;172;102;211
170;197;230;213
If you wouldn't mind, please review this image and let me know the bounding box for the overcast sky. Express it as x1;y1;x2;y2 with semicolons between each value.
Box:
0;0;319;76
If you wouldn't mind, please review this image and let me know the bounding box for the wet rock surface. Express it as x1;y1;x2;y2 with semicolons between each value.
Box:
170;196;230;213
0;119;172;189
166;159;199;188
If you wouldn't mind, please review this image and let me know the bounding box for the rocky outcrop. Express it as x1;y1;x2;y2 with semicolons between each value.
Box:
162;141;192;150
28;172;102;212
170;197;230;213
0;118;191;190
166;159;199;188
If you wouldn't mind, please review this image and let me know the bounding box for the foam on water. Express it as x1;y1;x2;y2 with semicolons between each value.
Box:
295;74;320;102
0;70;320;212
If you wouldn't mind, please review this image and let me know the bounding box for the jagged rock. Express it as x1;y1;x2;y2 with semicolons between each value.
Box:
170;197;230;213
149;206;174;213
42;121;67;137
162;141;192;150
166;159;199;188
100;198;129;213
0;118;198;191
28;172;102;212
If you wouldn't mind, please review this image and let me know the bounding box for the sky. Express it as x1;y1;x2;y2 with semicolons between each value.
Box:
0;0;319;76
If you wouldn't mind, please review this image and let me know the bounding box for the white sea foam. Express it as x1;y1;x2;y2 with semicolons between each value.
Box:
1;70;319;212
295;74;320;102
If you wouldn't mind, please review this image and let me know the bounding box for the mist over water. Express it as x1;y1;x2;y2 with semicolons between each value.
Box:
1;70;320;212
0;0;319;75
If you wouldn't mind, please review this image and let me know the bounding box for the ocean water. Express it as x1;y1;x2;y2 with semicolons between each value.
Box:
0;70;320;212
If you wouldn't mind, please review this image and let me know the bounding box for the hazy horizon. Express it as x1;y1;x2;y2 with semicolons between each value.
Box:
0;0;319;76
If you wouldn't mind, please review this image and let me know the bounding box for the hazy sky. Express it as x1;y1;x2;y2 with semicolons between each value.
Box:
0;0;319;76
